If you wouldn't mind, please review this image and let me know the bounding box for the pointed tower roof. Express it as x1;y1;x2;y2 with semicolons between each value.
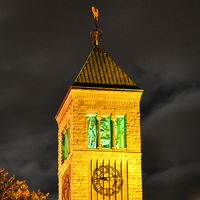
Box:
73;45;139;89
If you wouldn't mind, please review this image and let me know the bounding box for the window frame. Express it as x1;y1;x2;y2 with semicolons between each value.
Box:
100;115;112;149
115;116;127;148
87;114;98;148
62;121;71;163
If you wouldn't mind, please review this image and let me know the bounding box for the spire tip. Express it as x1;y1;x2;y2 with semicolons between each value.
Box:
90;4;102;44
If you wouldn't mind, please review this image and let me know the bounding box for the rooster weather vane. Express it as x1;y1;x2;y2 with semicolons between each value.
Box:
90;1;102;45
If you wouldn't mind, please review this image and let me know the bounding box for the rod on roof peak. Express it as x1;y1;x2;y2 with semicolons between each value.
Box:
90;1;102;45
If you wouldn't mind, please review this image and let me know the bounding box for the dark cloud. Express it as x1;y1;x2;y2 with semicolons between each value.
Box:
144;162;200;200
142;88;200;199
0;0;200;199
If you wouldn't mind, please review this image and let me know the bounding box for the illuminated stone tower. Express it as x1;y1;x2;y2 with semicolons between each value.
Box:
55;4;143;200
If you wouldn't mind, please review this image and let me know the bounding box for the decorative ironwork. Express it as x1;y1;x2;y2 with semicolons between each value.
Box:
90;2;102;45
92;6;99;21
90;28;102;44
92;165;123;196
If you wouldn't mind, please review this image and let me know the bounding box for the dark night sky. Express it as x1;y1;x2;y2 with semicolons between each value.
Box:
1;1;200;200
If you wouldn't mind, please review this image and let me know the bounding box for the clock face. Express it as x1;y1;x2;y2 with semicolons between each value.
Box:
92;165;123;196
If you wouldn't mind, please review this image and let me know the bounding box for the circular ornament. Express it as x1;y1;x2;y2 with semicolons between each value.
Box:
92;165;123;196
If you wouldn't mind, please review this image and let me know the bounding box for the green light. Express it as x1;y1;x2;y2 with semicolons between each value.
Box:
115;116;126;148
100;116;111;149
62;134;65;163
87;115;97;148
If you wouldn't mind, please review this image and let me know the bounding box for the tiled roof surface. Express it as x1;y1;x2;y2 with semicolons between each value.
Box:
73;45;139;89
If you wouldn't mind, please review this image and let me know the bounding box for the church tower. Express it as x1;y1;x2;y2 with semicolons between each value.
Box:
55;4;143;200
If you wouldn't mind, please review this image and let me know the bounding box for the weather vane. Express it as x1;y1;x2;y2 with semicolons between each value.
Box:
92;6;99;21
90;0;102;45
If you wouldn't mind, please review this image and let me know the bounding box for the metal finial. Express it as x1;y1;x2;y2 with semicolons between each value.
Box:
90;3;102;45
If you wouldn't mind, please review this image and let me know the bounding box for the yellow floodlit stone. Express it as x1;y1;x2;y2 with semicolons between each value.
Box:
56;46;143;200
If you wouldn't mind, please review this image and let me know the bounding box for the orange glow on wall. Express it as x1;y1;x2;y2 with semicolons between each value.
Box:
56;86;143;200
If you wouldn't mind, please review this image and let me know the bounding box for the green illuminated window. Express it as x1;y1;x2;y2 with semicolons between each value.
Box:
87;115;97;148
65;122;70;155
62;122;70;163
68;122;70;153
62;133;65;163
100;116;111;149
115;116;126;148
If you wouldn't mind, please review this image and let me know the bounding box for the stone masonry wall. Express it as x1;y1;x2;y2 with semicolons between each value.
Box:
72;88;142;152
56;87;143;200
